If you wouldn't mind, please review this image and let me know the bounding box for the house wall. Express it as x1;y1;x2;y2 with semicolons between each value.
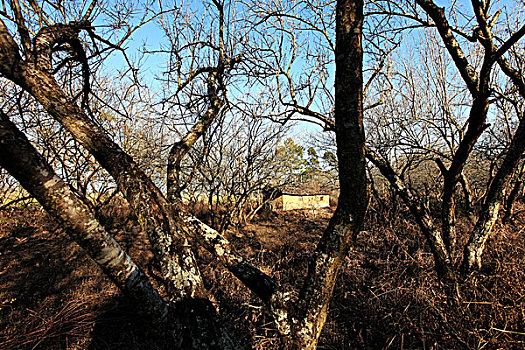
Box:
274;194;330;211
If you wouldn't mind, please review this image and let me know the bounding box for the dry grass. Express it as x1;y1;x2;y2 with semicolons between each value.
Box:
1;301;95;350
0;202;523;349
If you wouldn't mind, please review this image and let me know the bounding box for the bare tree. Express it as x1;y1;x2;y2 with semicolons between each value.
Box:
0;1;237;347
243;0;525;288
191;113;289;232
0;0;369;348
160;0;243;203
365;0;525;281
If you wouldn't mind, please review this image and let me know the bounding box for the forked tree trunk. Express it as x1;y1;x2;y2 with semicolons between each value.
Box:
0;112;239;349
439;94;491;257
0;19;237;348
0;19;204;302
415;0;498;261
463;115;525;273
366;148;455;283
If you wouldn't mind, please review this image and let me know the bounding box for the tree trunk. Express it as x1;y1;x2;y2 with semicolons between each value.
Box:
463;115;525;273
166;71;223;202
439;93;491;257
284;1;369;347
366;148;455;282
503;164;524;223
0;19;237;348
0;112;173;340
416;0;495;258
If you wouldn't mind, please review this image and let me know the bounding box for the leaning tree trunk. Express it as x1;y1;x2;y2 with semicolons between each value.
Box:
366;148;455;283
503;164;524;223
0;112;175;341
439;93;491;257
0;19;237;348
415;0;502;260
0;18;204;302
166;70;222;203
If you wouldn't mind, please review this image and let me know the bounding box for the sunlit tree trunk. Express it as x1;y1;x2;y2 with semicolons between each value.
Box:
284;0;369;348
463;113;525;273
0;112;173;340
0;18;237;349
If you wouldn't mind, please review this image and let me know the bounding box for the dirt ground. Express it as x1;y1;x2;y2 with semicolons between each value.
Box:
0;204;524;349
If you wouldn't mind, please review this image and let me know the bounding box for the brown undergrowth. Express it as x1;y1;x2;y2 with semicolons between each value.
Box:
0;202;523;349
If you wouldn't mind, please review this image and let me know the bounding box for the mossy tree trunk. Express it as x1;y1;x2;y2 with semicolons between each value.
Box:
0;16;237;349
463;112;525;273
0;112;173;341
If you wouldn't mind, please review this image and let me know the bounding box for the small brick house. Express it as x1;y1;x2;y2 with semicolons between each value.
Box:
272;193;330;211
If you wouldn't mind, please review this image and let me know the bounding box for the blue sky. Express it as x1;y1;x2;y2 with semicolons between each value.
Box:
97;0;524;138
100;0;524;88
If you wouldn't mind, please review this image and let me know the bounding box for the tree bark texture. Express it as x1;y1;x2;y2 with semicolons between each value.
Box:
503;167;524;223
366;148;455;282
0;19;205;303
440;93;491;256
284;1;369;348
166;71;223;202
0;112;173;340
0;18;238;349
416;0;496;259
463;114;525;273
